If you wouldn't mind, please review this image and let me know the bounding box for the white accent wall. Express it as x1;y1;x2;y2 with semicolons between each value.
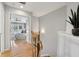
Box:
0;2;4;52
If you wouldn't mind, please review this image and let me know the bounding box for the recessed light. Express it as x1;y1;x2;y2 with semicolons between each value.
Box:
20;5;23;8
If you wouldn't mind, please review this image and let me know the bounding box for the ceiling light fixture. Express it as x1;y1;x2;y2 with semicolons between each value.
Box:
19;2;26;5
20;5;23;8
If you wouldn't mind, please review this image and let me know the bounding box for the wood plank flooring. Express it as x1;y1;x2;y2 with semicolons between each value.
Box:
0;40;36;57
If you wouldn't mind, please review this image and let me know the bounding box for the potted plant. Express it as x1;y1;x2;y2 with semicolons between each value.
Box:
66;5;79;36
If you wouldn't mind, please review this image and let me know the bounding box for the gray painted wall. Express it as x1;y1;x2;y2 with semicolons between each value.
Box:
39;6;67;56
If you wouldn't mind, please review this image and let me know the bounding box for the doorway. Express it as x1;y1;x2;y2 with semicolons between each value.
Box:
10;14;31;48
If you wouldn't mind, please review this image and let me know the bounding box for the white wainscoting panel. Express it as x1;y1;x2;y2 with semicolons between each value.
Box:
57;31;79;57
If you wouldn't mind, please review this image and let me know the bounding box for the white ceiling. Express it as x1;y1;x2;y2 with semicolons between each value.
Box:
4;2;66;17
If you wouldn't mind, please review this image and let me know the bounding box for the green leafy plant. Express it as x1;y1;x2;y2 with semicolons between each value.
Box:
66;5;79;28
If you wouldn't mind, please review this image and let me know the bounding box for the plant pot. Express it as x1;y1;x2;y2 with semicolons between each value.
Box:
72;28;79;36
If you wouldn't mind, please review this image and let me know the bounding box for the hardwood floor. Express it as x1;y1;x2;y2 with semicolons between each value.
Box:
0;40;36;57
